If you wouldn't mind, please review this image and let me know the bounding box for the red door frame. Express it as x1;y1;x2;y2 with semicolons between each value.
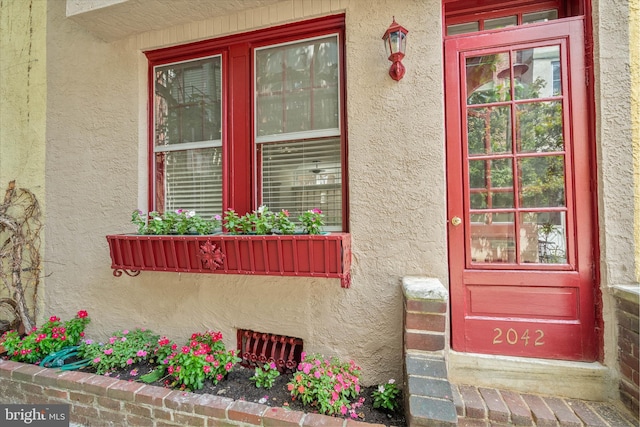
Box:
445;17;599;361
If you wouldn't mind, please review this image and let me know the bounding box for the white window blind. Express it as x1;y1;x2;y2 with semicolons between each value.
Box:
154;56;222;218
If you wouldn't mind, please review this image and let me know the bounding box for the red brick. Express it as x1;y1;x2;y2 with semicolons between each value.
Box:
32;367;69;388
194;394;234;419
543;397;582;427
165;390;199;412
263;406;305;427
478;387;508;423
44;388;69;400
521;394;556;427
99;409;128;424
174;412;206;426
621;328;640;347
69;390;94;405
20;382;43;395
12;364;46;382
451;385;465;416
97;395;122;411
405;331;444;351
125;402;152;418
406;299;447;314
57;370;93;391
82;375;119;396
107;378;146;400
152;407;173;421
126;414;154;426
227;400;267;425
135;384;173;406
566;400;607;426
405;312;446;333
301;413;345;426
499;390;532;426
458;385;486;419
345;420;385;427
72;404;99;419
621;379;640;400
0;360;25;378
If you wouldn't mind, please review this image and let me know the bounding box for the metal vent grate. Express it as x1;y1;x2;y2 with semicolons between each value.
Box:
237;329;303;373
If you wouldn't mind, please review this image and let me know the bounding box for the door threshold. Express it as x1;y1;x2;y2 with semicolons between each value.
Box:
447;350;614;401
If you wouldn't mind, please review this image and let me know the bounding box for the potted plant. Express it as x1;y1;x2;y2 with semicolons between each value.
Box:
106;207;351;287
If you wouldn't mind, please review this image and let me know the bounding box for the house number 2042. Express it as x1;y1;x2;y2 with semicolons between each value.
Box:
493;328;545;346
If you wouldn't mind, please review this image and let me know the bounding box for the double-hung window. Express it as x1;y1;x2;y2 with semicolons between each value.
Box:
146;16;347;231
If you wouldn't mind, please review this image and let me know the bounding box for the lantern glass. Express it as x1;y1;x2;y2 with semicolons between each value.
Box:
388;30;406;56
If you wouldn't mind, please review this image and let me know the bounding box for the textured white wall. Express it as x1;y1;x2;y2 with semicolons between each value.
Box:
44;0;445;385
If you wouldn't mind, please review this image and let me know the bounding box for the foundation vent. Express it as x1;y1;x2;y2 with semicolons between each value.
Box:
237;329;303;373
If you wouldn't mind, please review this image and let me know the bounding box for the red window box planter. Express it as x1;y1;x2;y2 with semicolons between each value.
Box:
106;233;351;288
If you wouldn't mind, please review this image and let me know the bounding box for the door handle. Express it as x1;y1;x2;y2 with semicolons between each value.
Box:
451;216;462;226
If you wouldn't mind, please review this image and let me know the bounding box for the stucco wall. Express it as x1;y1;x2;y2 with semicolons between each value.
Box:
0;0;47;321
43;0;445;385
632;0;640;283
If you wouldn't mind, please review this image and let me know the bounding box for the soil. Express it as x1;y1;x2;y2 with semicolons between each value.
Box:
82;362;407;427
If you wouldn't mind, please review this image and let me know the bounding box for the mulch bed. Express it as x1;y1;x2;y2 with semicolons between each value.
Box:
86;361;407;426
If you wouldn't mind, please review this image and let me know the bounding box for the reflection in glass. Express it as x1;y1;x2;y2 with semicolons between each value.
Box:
467;106;512;155
514;46;561;100
517;101;564;152
469;159;514;209
470;213;516;263
466;53;511;104
518;156;566;208
520;212;567;264
256;36;339;138
484;16;517;30
447;22;479;35
523;10;559;24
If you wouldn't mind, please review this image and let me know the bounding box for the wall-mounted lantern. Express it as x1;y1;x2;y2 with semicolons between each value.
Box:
382;17;408;81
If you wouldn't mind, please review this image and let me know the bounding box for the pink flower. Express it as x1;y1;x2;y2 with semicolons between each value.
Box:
225;362;233;371
213;360;220;367
136;350;147;357
122;330;129;335
332;391;339;401
205;355;214;363
104;348;113;355
181;346;190;354
314;371;322;379
350;412;358;419
303;364;311;375
168;366;174;374
77;310;88;318
355;384;360;393
109;337;117;344
340;405;347;415
93;357;101;363
300;352;307;360
203;365;211;373
129;369;138;376
49;316;59;322
269;362;277;370
334;383;342;393
126;359;133;365
216;374;223;381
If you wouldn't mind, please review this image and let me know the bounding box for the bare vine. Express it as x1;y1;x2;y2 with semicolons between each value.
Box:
0;181;42;332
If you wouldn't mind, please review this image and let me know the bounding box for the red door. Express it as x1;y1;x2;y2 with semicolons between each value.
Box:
445;18;597;361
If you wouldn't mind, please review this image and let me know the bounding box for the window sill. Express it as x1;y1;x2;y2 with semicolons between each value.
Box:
106;233;351;288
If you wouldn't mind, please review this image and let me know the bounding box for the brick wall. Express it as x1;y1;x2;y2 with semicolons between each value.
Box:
0;360;381;427
615;288;640;415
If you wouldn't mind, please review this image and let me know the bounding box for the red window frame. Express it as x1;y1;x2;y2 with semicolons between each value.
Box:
144;14;348;231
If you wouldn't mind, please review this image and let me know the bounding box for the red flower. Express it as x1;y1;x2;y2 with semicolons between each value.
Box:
49;316;60;322
77;310;88;319
181;346;190;354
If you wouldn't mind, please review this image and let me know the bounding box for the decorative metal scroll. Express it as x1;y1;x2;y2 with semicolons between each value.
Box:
113;269;141;277
199;240;225;271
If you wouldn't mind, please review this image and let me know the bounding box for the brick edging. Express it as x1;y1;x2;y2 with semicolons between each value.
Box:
0;359;385;427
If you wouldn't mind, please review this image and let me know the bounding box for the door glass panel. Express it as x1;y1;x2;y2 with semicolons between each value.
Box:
514;46;561;99
518;155;565;208
516;101;564;152
467;106;512;155
469;158;515;209
471;213;516;263
520;212;567;264
466;53;511;104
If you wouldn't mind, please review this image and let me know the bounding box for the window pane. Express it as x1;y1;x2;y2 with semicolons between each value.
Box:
470;213;516;263
155;147;222;219
447;22;479;35
514;46;561;100
516;101;564;152
260;138;342;229
467;106;512;155
155;56;222;146
518;155;566;208
520;211;567;264
469;159;514;209
523;10;558;24
256;36;339;139
466;53;511;105
484;16;517;30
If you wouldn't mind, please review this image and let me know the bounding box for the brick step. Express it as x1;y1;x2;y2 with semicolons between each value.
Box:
452;384;638;427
